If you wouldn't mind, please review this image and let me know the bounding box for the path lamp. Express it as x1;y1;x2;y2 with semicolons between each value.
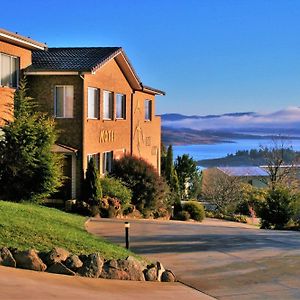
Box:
124;222;130;249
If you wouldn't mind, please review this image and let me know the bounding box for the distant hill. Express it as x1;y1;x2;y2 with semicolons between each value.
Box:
161;108;300;145
198;148;300;167
162;126;299;146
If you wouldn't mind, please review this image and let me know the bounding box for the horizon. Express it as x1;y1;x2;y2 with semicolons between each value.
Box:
2;0;300;115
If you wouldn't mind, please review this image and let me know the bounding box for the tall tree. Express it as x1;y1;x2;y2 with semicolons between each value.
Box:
0;78;63;202
174;154;201;200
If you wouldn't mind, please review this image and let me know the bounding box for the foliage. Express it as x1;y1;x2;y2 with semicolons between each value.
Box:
291;196;300;226
83;158;102;210
183;201;205;222
202;169;243;214
174;154;201;200
0;200;133;259
235;183;266;216
174;210;191;221
259;186;295;229
0;78;63;202
205;211;248;223
112;155;170;214
100;176;132;211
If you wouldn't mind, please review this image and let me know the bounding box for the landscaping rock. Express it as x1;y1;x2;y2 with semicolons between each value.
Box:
13;249;47;271
0;247;16;267
144;266;157;281
161;270;176;282
46;262;76;276
100;257;145;281
45;247;70;265
77;253;103;278
64;255;83;271
156;261;165;281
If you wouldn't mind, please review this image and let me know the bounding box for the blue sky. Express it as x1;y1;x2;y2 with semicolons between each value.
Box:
2;0;300;115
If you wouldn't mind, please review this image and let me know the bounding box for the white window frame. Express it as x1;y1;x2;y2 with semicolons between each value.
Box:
103;90;113;120
144;99;152;121
102;151;113;175
116;93;126;120
87;87;100;119
54;85;74;118
87;153;100;170
0;53;20;88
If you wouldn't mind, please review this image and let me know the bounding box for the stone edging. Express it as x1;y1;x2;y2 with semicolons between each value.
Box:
0;247;176;282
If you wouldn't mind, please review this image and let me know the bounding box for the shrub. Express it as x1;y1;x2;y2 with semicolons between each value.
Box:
174;210;191;221
205;211;248;223
259;187;294;229
100;176;132;211
112;155;170;214
0;78;63;202
183;201;205;222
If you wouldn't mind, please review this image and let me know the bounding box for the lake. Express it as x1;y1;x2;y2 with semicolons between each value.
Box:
173;138;300;162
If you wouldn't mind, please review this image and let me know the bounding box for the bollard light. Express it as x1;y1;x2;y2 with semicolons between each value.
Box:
124;222;130;249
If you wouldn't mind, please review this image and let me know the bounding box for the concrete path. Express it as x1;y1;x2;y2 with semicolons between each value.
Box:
0;265;209;300
87;218;300;300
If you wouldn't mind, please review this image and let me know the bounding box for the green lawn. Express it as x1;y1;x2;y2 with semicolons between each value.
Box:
0;200;132;259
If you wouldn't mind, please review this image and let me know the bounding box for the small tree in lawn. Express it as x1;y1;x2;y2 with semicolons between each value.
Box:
83;158;102;215
0;78;63;202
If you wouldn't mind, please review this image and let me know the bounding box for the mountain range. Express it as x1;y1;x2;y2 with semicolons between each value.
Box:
161;107;300;145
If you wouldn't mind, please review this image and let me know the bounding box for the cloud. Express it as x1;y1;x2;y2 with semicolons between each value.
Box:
163;106;300;131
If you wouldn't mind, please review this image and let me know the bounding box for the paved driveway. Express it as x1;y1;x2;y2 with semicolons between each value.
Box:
87;218;300;300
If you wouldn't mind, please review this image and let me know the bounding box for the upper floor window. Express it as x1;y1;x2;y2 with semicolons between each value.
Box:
103;91;113;120
0;53;19;88
144;99;152;121
55;86;74;118
88;87;99;119
116;93;126;119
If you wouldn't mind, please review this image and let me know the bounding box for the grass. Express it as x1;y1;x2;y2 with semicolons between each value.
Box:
0;200;133;259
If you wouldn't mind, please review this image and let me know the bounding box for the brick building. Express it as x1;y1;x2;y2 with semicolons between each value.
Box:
26;47;164;199
0;28;46;126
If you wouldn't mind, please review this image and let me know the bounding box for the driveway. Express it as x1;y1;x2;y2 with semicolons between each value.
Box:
87;218;300;300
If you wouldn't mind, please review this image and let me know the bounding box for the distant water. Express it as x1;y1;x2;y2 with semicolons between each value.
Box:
173;138;300;162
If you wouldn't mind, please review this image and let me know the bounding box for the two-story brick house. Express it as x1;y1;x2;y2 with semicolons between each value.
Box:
0;28;46;126
26;47;164;199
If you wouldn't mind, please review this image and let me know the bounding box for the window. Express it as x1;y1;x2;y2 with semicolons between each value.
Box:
116;93;126;119
102;151;113;174
103;91;113;120
0;53;19;88
55;86;74;118
88;87;99;119
87;153;100;170
144;100;152;121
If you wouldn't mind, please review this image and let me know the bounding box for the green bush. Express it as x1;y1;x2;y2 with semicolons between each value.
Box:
112;155;170;214
100;176;132;211
174;210;190;221
259;187;295;229
205;211;248;223
183;201;205;222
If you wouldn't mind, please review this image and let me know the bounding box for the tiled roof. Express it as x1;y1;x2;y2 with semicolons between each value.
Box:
28;47;122;72
218;167;269;177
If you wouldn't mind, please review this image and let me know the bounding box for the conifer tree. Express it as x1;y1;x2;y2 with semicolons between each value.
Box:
0;78;63;202
83;158;102;205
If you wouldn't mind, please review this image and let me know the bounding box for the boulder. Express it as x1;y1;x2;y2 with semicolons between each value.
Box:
100;257;145;281
44;247;70;265
77;253;103;278
144;266;157;281
156;261;165;281
161;270;176;282
46;262;75;276
13;249;47;271
64;255;83;271
0;247;16;267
